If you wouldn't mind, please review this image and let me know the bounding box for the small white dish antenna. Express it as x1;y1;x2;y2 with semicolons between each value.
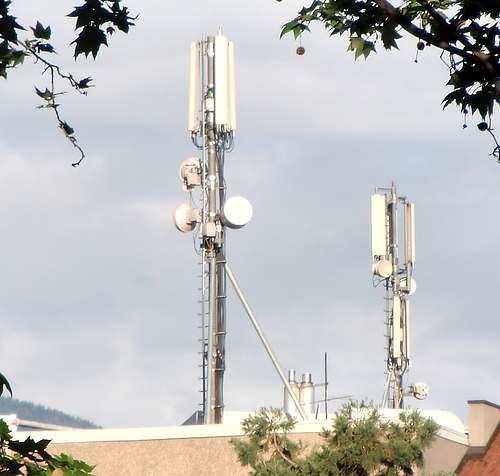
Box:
221;196;252;229
174;203;198;233
373;259;392;278
179;158;201;191
400;277;417;295
411;382;429;400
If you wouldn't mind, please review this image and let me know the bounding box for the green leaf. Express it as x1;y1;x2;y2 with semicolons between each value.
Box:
71;25;108;59
31;21;51;40
348;37;376;60
110;3;135;33
280;20;309;39
381;23;401;50
52;453;95;474
0;39;9;58
362;40;376;58
0;418;11;440
0;14;25;43
280;21;297;39
0;372;12;397
35;87;53;100
68;0;113;29
348;37;365;59
0;0;12;17
442;88;465;109
35;42;55;54
78;77;93;88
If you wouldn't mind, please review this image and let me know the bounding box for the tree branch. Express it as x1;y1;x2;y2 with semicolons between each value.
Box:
415;0;498;75
371;0;497;75
271;432;297;467
20;40;88;167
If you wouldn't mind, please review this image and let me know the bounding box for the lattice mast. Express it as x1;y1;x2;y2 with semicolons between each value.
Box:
370;183;427;409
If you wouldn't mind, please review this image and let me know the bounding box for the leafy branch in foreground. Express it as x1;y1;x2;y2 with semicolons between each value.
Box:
232;402;439;475
0;374;95;475
0;0;136;166
280;0;500;161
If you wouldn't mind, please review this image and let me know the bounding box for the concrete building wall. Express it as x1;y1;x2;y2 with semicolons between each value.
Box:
49;437;248;476
15;411;474;476
467;400;500;447
422;433;467;475
48;432;324;476
42;431;466;476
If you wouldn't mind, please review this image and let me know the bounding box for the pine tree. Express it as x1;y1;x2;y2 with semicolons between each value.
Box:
232;402;440;476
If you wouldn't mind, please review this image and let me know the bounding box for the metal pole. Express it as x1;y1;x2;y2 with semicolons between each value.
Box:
390;183;403;409
206;255;217;423
213;252;226;423
186;32;235;424
324;352;328;419
203;35;227;424
224;263;307;421
204;36;220;424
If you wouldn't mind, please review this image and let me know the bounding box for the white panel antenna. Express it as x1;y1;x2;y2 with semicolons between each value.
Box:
188;42;200;133
227;41;236;131
215;32;229;128
392;296;402;359
371;194;388;257
405;203;416;266
404;299;411;362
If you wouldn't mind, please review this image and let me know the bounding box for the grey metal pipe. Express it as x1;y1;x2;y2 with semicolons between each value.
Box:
206;254;217;423
224;263;307;420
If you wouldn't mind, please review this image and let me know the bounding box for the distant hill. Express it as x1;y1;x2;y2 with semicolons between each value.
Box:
0;397;100;429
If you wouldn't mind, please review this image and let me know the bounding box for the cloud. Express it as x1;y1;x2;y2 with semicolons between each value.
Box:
0;1;498;429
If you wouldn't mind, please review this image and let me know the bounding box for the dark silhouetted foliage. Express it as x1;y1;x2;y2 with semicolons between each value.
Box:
281;0;500;160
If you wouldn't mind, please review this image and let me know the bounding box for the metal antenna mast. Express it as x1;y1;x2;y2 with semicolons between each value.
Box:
175;30;307;424
175;29;240;423
370;183;428;408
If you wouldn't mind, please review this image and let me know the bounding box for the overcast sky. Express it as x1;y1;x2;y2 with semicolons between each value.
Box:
0;0;498;428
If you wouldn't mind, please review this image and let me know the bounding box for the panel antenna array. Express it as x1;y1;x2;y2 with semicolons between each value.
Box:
174;29;252;424
370;183;428;408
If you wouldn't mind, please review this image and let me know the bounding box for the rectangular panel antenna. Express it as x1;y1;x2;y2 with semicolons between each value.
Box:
371;194;388;257
215;34;229;127
188;42;200;133
405;203;415;265
392;296;402;359
404;299;411;364
228;41;236;131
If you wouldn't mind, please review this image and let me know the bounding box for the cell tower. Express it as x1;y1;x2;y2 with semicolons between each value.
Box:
174;29;306;424
370;183;428;409
174;29;252;424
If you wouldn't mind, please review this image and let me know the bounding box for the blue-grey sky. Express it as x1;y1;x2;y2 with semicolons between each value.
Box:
0;0;498;428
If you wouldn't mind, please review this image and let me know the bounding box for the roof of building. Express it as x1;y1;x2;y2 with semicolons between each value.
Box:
14;409;468;446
